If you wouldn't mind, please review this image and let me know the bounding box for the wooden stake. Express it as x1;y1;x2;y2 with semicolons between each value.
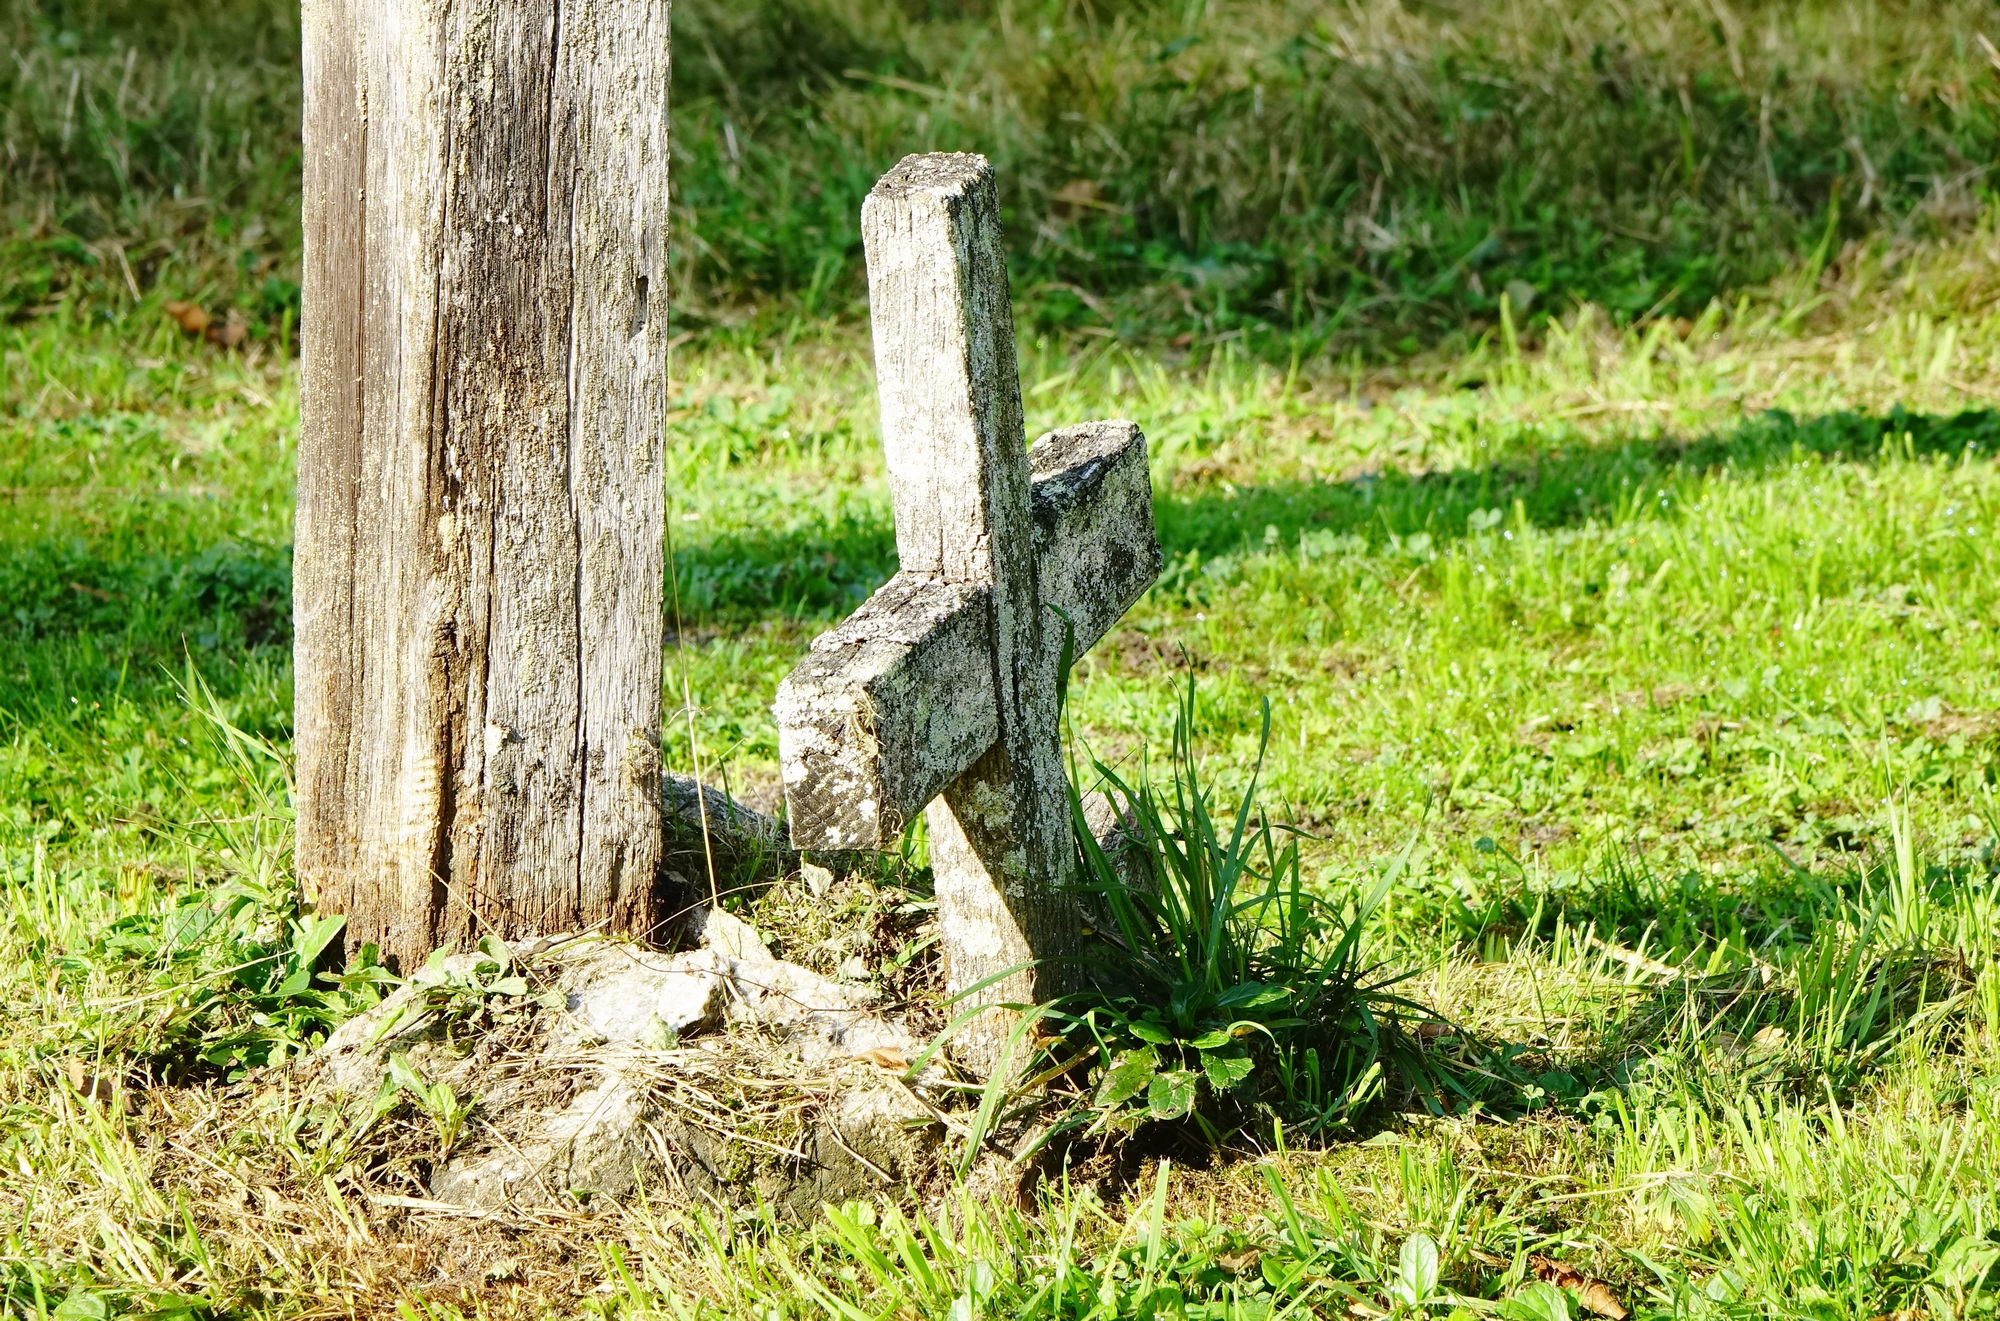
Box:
296;0;672;971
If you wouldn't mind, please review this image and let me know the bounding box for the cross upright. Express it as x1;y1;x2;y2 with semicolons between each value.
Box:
774;153;1161;1068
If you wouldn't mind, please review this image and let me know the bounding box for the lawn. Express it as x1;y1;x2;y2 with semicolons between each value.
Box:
9;1;2000;1317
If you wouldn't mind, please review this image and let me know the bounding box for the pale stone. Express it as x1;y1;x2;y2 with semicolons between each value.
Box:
686;903;767;963
429;1071;659;1210
764;1078;939;1219
559;944;731;1047
305;922;940;1215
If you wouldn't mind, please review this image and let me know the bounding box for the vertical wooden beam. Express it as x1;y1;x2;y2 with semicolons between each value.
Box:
861;154;1082;1065
297;0;671;972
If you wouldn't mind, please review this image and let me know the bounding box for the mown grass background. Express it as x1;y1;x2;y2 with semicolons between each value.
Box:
11;0;2000;1317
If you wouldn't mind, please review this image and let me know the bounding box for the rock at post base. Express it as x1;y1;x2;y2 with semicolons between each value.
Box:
301;907;945;1218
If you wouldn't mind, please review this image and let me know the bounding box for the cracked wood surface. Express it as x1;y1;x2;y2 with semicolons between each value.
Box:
296;0;671;973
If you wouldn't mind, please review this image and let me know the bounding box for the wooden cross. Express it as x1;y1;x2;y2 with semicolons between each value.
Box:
774;154;1161;1066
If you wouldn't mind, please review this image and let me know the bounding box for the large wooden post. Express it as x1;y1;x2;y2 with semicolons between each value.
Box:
296;1;672;972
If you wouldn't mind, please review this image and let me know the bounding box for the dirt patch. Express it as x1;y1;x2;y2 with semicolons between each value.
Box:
1926;706;2000;741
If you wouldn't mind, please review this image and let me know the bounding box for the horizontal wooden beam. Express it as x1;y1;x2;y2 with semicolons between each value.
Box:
1030;420;1163;649
775;421;1160;851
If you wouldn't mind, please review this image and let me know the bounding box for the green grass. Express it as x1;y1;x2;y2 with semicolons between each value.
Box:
667;0;2000;350
14;0;2000;1317
10;0;2000;352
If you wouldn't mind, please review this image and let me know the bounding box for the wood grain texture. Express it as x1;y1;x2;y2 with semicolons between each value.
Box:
297;0;670;973
775;574;996;851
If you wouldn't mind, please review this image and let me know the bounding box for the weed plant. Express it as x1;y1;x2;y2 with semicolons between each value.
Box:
1046;675;1450;1148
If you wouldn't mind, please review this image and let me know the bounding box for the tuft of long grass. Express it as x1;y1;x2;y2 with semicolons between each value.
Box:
1044;673;1453;1147
671;0;2000;350
10;0;2000;353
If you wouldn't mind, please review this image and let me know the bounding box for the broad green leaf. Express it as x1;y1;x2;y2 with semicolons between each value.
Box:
1202;1050;1255;1090
1147;1069;1197;1119
289;914;348;969
1934;1236;2000;1288
1499;1282;1571;1321
476;934;512;970
53;1292;108;1321
386;1052;426;1096
1399;1232;1440;1298
1097;1047;1158;1108
1216;981;1291;1009
1188;1029;1232;1049
1128;1019;1173;1045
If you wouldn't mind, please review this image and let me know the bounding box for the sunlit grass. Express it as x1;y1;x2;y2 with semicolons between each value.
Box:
11;1;2000;1315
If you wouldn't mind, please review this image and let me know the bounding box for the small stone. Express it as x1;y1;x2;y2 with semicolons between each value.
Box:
431;1070;657;1211
560;945;729;1046
767;1078;939;1219
687;904;768;964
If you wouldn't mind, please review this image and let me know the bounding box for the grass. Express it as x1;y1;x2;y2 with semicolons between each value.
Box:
668;0;2000;349
12;0;2000;1316
11;0;2000;352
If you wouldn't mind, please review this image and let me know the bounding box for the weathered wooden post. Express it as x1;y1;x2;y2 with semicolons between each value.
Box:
295;1;672;972
775;154;1161;1068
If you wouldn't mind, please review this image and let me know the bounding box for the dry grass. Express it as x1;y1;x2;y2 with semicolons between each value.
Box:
6;982;952;1316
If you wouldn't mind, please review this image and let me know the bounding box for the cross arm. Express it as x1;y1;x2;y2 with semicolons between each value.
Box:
775;421;1160;850
773;572;997;851
1032;420;1163;649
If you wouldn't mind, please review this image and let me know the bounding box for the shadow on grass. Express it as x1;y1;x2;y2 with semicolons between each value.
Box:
667;406;2000;622
0;533;290;721
4;407;1988;658
672;505;894;624
1159;405;2000;561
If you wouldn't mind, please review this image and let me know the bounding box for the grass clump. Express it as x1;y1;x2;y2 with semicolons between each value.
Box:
1044;676;1451;1150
